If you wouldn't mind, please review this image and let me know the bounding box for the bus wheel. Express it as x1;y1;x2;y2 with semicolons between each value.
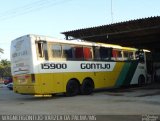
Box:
138;75;145;87
66;80;80;97
81;79;94;95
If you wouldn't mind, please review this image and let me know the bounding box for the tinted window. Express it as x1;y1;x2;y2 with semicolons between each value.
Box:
94;47;101;60
124;51;134;60
100;47;111;60
62;45;74;59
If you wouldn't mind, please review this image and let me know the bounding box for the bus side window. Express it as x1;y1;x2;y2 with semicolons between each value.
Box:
123;51;128;60
74;46;83;60
43;43;48;60
51;44;62;58
112;49;122;61
36;41;48;60
112;50;118;60
93;47;101;60
128;51;134;60
100;47;111;60
136;50;145;63
62;44;74;60
123;51;134;60
37;42;44;58
83;47;93;60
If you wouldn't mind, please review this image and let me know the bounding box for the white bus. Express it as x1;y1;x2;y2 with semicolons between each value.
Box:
10;34;151;96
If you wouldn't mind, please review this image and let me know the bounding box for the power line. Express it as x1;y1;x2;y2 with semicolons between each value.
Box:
0;0;47;19
0;0;73;21
0;0;45;16
0;0;54;20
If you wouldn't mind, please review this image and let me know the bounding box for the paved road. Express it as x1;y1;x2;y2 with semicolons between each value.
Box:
0;84;160;120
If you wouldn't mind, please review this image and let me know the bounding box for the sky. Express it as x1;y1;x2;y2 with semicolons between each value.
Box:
0;0;160;60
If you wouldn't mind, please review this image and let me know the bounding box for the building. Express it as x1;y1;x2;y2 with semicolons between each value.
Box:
62;16;160;82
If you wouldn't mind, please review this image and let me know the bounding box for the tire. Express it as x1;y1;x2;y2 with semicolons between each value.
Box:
138;75;145;87
80;79;94;95
66;80;80;97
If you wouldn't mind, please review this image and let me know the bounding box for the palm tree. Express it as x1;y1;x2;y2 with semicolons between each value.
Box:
0;48;3;54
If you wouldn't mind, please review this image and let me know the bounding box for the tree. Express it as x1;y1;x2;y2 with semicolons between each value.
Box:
0;59;11;78
0;48;4;54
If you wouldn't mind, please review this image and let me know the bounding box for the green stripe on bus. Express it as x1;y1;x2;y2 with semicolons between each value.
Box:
122;61;139;86
115;62;131;87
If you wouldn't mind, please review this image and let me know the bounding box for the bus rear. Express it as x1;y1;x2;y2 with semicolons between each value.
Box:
10;35;35;94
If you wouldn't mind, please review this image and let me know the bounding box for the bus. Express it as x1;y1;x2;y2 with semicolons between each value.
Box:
10;34;151;96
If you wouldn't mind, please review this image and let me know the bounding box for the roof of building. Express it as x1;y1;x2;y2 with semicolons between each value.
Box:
62;16;160;50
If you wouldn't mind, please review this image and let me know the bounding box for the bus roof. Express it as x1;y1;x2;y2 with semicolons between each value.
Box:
13;34;150;52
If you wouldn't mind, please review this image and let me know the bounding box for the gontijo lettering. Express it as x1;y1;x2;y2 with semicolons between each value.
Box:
81;63;110;69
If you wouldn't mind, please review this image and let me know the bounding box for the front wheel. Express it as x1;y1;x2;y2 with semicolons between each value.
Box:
138;75;145;87
66;80;80;97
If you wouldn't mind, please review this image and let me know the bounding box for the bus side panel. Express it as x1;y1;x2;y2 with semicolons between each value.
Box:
34;73;64;94
122;61;139;86
114;61;139;87
35;72;97;94
114;62;130;87
104;62;125;88
93;72;105;88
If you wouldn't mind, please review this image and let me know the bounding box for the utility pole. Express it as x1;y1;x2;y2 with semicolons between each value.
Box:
111;0;114;23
